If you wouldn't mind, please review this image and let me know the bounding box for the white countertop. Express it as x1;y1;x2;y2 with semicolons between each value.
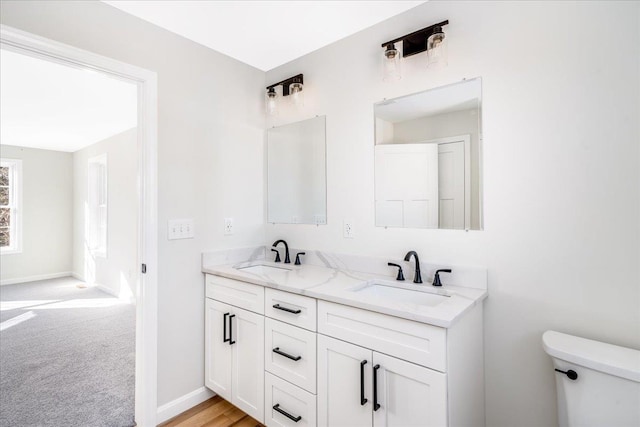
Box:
202;259;487;328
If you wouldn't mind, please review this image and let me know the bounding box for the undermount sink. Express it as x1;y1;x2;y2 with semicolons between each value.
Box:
236;264;292;275
351;281;450;307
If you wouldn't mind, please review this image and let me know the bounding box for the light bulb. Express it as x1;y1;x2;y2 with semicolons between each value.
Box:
266;87;278;116
289;81;304;107
427;26;447;68
383;43;401;81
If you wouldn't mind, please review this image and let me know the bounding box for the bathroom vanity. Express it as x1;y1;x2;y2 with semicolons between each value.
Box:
202;249;487;427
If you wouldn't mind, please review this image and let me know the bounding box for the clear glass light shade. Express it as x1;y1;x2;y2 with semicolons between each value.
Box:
427;30;448;68
289;82;304;107
383;44;401;81
266;89;278;116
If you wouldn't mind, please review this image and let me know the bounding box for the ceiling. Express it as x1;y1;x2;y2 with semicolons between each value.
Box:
103;0;426;71
375;79;481;123
0;49;137;152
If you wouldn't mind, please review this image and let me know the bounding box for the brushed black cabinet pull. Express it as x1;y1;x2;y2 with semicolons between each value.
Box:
373;364;381;411
360;360;368;405
223;312;230;343
229;314;236;345
273;304;302;314
272;347;302;361
273;404;302;422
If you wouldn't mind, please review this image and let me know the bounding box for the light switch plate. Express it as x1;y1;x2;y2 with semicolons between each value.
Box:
168;219;195;240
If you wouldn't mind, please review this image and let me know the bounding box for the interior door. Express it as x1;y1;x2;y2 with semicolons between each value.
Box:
205;299;233;401
317;334;372;427
438;141;466;229
231;305;265;422
375;143;439;228
372;352;447;427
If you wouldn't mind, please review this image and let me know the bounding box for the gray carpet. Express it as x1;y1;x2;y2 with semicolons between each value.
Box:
0;277;135;427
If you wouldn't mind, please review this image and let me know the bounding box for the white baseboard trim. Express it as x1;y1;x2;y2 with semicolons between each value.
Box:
71;272;85;281
156;386;215;425
95;283;119;298
0;271;72;286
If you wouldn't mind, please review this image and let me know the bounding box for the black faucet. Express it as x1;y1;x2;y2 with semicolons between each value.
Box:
404;251;422;284
272;240;290;264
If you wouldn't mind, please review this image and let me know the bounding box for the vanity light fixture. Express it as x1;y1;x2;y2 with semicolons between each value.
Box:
266;74;304;115
381;20;449;78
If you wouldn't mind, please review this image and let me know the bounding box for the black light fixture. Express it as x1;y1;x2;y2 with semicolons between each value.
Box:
266;74;304;115
381;20;449;79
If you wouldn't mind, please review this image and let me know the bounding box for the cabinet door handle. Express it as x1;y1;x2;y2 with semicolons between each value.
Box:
272;304;301;314
273;404;302;422
223;312;230;343
272;347;302;361
228;314;236;345
360;360;368;405
373;364;381;411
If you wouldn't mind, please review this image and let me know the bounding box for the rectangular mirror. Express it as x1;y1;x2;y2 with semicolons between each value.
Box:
267;116;326;224
374;78;482;230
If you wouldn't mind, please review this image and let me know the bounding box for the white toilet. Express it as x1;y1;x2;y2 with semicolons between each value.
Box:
542;330;640;427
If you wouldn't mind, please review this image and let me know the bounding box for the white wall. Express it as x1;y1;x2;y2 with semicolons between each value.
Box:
266;2;640;427
0;145;72;283
72;128;138;301
0;0;265;407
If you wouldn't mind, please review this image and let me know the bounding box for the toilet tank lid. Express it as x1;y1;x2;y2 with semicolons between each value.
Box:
542;330;640;383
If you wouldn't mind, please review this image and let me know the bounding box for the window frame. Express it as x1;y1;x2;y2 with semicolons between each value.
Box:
87;153;108;258
0;158;23;255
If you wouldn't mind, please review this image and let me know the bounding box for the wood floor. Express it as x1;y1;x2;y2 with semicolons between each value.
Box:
159;396;264;427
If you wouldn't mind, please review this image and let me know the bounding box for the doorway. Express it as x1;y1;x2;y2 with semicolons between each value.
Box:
0;25;158;426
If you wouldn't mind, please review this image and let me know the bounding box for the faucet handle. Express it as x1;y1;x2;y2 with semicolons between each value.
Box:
295;252;306;265
433;269;452;287
387;263;405;281
271;249;281;263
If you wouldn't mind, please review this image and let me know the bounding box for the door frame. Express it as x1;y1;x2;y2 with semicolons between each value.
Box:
0;25;159;426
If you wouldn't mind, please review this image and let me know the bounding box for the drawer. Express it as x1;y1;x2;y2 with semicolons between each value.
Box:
317;300;447;372
265;318;317;393
265;288;316;331
265;372;316;427
205;274;264;315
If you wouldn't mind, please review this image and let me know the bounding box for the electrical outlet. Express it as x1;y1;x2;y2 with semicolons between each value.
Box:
224;218;234;235
343;220;354;238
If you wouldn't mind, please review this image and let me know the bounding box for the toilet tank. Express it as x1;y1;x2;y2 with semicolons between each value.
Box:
542;331;640;427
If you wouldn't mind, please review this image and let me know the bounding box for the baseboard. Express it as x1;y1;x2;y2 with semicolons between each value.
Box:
71;272;85;282
156;386;215;425
0;271;72;286
95;283;119;298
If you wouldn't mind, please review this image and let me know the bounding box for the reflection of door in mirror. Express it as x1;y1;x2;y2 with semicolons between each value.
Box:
373;78;482;230
375;135;470;229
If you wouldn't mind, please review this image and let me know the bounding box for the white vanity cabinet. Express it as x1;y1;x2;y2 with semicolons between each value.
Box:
317;300;484;427
317;335;447;427
205;276;265;422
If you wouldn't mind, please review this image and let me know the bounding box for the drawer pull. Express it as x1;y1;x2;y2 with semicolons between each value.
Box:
223;313;230;343
273;304;302;314
360;360;368;405
229;314;236;345
273;404;302;422
373;364;381;411
273;347;302;361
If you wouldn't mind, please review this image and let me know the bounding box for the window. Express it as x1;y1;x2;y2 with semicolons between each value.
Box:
88;154;107;257
0;159;22;254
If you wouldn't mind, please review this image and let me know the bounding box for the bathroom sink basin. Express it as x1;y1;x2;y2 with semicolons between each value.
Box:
351;282;450;307
236;264;292;275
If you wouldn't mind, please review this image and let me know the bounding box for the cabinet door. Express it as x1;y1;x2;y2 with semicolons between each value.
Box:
372;352;447;427
317;334;372;427
231;305;265;422
205;299;233;400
